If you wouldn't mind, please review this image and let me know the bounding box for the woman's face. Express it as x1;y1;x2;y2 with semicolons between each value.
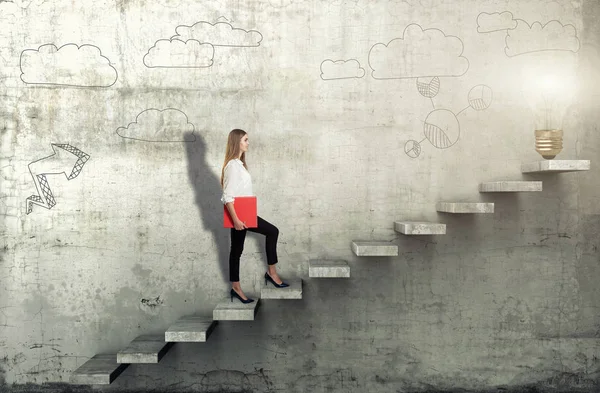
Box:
239;134;249;153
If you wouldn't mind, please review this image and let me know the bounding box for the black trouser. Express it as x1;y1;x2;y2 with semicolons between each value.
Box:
229;216;279;282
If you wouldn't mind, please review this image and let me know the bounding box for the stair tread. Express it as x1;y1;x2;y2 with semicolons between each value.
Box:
261;278;303;299
309;259;348;266
436;202;494;213
70;354;129;385
352;241;398;246
213;298;260;321
394;221;446;235
522;160;590;173
117;335;173;363
165;316;217;342
309;260;350;278
352;241;398;256
479;181;542;192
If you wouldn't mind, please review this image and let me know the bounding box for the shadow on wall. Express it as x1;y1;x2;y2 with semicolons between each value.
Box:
183;132;230;284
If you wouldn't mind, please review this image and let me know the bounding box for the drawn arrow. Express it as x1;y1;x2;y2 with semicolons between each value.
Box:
26;144;90;214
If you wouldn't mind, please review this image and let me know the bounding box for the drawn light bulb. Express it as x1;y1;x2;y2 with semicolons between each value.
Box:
522;63;576;159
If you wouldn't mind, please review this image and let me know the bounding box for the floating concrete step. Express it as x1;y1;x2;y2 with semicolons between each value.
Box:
394;221;446;235
309;260;350;278
213;297;260;321
521;160;590;173
436;202;494;213
165;316;217;342
261;278;302;299
479;181;542;192
351;241;398;256
70;354;129;385
116;334;174;364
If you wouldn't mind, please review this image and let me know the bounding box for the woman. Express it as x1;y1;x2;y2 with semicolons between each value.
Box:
221;129;289;304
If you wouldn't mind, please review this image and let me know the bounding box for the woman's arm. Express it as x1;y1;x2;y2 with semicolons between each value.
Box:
222;162;247;230
225;202;247;230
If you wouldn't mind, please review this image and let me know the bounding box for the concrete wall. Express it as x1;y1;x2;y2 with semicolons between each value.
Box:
1;0;599;391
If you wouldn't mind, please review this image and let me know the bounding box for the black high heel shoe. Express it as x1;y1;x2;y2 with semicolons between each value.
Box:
265;272;289;288
230;288;254;304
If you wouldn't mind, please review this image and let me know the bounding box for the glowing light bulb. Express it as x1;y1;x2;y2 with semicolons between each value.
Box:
521;58;577;159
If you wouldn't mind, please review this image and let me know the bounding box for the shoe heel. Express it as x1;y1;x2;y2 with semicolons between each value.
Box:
230;288;253;304
265;271;288;288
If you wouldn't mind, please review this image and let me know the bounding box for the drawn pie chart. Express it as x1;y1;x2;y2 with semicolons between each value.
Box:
468;85;493;111
416;76;440;98
404;140;421;158
423;109;460;149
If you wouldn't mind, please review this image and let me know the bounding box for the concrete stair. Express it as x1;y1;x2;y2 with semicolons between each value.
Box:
261;278;303;299
394;221;446;235
213;297;260;321
165;316;217;342
69;157;593;384
521;159;590;173
479;181;542;192
117;334;174;364
436;202;494;214
309;259;350;278
70;354;129;385
351;241;398;256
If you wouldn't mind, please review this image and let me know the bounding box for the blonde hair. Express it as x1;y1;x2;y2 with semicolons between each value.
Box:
221;129;248;188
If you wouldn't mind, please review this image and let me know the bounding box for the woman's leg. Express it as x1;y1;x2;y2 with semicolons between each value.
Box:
247;216;279;265
247;216;285;283
229;228;248;297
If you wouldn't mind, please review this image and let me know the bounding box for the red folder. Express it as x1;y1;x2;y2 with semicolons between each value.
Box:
224;196;257;228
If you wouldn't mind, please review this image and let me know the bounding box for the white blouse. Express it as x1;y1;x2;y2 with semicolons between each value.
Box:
221;158;253;204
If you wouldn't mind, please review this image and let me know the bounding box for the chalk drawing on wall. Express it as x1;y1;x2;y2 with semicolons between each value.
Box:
476;11;518;32
143;39;214;68
404;84;493;158
316;23;489;158
116;108;196;142
20;44;118;87
171;21;263;47
476;12;580;57
416;76;440;98
466;84;493;111
505;20;579;57
368;24;469;79
144;21;263;68
26;144;90;214
320;59;365;80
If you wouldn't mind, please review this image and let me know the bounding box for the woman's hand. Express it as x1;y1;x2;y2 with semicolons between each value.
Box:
233;218;248;231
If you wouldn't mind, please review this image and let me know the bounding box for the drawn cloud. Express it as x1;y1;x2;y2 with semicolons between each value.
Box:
505;20;580;57
368;24;469;79
477;11;517;32
320;59;365;80
20;44;118;87
116;108;197;142
172;21;263;47
143;39;214;68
